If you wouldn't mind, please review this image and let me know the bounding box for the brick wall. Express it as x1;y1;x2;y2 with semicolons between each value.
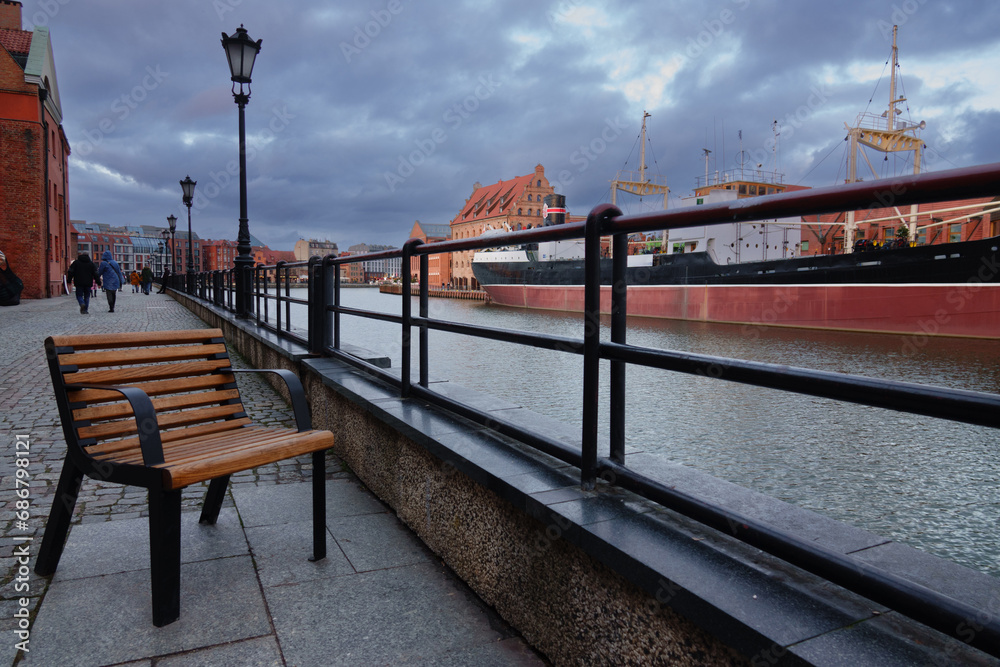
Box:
0;122;46;299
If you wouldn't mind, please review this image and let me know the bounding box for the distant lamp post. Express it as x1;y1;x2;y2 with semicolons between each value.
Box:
221;24;262;318
180;175;197;294
160;229;171;286
166;215;177;285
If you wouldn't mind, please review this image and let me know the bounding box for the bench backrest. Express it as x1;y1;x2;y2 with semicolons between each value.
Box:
45;329;247;461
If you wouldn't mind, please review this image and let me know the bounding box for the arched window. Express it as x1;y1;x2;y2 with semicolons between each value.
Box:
528;209;532;216
518;208;522;215
537;180;542;187
527;194;532;201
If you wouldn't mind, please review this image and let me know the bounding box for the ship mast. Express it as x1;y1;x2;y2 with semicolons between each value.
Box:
843;25;925;251
610;111;671;253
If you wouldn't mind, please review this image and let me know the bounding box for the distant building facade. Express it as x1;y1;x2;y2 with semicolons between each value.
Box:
293;238;339;261
0;0;71;298
449;164;554;289
407;221;452;287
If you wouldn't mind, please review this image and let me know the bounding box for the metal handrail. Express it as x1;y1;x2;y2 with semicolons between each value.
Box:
180;161;1000;655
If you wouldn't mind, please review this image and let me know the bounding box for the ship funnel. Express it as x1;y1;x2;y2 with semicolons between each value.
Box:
543;194;566;226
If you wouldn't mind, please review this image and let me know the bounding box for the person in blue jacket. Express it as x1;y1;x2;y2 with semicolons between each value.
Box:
96;250;125;313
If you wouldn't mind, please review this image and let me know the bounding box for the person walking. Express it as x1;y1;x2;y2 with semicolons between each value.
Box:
157;266;171;294
96;250;125;312
129;270;141;293
140;265;154;295
67;253;100;314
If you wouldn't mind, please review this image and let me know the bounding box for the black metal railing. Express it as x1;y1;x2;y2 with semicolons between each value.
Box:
180;162;1000;655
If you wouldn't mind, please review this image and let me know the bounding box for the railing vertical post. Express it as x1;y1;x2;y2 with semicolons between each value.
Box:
254;266;261;323
275;261;285;332
307;256;323;355
328;256;337;351
284;265;292;332
400;238;420;398
582;205;618;488
419;253;429;388
214;271;222;307
610;224;627;464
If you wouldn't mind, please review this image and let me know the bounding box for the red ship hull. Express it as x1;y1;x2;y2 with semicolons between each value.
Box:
482;283;1000;339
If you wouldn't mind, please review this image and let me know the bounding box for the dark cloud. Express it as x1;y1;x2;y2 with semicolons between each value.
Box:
24;0;1000;250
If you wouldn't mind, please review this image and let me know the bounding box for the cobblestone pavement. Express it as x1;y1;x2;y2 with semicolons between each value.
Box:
0;291;346;647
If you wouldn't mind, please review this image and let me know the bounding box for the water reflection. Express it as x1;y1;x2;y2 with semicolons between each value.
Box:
286;287;1000;576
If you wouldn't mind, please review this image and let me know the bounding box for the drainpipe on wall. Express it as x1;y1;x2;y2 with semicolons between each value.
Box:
39;87;51;296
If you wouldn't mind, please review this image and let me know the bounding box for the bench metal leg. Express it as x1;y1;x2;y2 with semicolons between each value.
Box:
310;449;327;562
199;475;230;525
35;458;84;577
148;487;182;627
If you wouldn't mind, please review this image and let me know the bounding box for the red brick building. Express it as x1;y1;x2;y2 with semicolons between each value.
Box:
450;164;554;289
407;220;452;287
204;239;237;272
0;0;71;298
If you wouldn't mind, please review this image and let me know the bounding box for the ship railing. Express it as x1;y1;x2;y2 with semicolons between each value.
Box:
182;161;1000;656
695;167;787;188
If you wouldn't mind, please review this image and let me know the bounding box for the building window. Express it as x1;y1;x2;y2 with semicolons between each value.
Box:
950;223;962;243
537;180;541;187
527;194;532;201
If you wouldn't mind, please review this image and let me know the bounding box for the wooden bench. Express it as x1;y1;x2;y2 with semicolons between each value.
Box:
35;328;333;626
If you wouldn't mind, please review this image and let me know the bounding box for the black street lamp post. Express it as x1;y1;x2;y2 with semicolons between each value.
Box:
221;24;261;319
166;215;177;288
180;176;196;294
160;229;171;287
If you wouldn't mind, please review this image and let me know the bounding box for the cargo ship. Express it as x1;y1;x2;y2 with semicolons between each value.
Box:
471;28;1000;339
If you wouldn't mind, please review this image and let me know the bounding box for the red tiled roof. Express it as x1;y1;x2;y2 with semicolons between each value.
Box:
0;28;31;55
453;173;535;224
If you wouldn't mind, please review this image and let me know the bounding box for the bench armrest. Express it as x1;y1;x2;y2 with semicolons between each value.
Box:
64;383;165;466
223;368;312;432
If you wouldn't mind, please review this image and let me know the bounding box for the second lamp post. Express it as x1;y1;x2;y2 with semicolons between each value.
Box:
180;175;196;294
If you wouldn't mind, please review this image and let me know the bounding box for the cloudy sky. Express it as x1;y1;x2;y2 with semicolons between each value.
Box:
22;0;1000;251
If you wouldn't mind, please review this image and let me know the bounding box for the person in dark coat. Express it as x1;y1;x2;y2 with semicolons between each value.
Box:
157;266;170;293
67;253;100;314
140;265;154;295
96;250;125;312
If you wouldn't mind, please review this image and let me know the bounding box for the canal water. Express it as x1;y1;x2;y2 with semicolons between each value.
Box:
281;287;1000;577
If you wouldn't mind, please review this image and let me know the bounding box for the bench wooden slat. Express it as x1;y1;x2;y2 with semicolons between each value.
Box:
49;329;223;350
161;429;332;489
59;343;228;369
108;426;294;466
65;359;233;387
88;418;252;457
67;373;236;405
78;403;245;441
72;389;242;422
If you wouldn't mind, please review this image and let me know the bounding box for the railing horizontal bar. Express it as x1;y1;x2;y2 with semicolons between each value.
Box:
414;316;585;354
598;458;1000;657
600;342;1000;428
329;305;402;325
611;161;1000;237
